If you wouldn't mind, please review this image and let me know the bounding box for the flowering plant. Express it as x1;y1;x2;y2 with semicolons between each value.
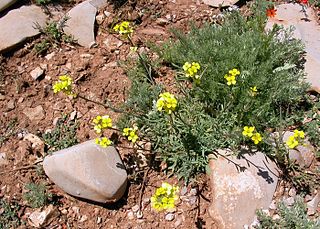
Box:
151;183;179;211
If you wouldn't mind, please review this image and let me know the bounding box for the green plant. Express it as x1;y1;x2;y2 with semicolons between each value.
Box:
42;113;78;153
256;197;320;228
0;118;18;146
119;8;310;181
34;40;50;55
0;199;21;228
23;183;52;208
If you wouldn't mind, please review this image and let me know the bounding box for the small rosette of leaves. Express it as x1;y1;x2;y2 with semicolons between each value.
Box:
156;92;177;114
151;182;179;211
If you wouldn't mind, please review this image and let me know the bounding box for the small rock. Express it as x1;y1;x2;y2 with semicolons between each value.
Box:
174;217;182;227
285;197;295;206
272;214;280;220
23;105;45;122
43;141;127;203
0;95;5;101
307;192;320;216
132;204;139;213
45;52;55;60
61;209;68;215
40;63;47;70
188;196;198;206
190;188;197;196
136;210;143;219
69;110;77;121
0;152;8;166
305;194;313;202
156;18;169;26
28;205;59;228
80;53;93;59
79;215;88;223
23;133;44;149
180;186;188;196
104;11;111;17
30;67;44;80
97;216;102;224
288;188;296;197
203;0;239;7
6;99;15;111
127;211;134;220
71;206;80;215
66;62;72;69
95;14;104;24
165;213;175;221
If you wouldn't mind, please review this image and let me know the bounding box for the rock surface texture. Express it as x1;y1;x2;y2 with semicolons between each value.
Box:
64;1;97;47
203;0;239;7
43;140;127;203
266;3;320;93
0;0;17;12
209;150;279;229
0;5;47;53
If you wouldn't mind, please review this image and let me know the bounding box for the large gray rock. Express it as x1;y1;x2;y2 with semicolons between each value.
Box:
208;150;279;229
266;3;320;93
203;0;239;7
0;0;17;12
0;5;47;53
64;1;97;47
43;140;127;203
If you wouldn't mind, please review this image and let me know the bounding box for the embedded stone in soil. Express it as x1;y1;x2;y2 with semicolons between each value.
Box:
43;140;127;203
208;149;279;229
202;0;239;7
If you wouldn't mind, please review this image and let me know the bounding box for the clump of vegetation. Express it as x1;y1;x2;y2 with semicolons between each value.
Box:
0;199;21;228
42;113;78;153
34;17;75;55
34;0;71;5
23;183;52;209
256;198;320;228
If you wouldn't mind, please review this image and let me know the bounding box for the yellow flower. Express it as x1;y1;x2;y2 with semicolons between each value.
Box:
293;130;305;139
242;126;255;137
95;137;112;147
114;21;133;36
123;126;139;143
224;74;236;86
183;62;201;81
251;133;262;144
151;182;179;211
250;86;258;97
130;46;138;52
229;68;240;76
286;135;299;149
93;115;112;134
156;92;177;114
52;75;75;96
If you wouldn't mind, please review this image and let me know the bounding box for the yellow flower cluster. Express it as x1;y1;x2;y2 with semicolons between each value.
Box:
183;62;201;83
224;68;240;86
151;182;179;211
242;126;262;144
123;126;139;143
113;21;133;36
52;75;75;96
250;86;258;97
286;129;305;149
95;137;112;148
156;92;177;114
93;115;113;134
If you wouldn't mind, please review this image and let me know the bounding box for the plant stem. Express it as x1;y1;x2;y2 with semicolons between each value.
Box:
77;94;124;113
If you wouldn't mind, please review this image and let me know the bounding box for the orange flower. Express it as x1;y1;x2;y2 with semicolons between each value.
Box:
266;6;277;18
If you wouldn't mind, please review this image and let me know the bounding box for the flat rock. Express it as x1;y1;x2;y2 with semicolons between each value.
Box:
64;1;97;47
203;0;239;7
23;105;45;122
282;131;315;168
89;0;108;9
28;205;59;228
266;3;320;93
43;140;127;203
30;67;44;80
208;149;279;229
0;5;47;53
0;0;17;12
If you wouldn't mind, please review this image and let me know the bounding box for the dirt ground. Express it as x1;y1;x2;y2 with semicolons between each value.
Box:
0;0;319;228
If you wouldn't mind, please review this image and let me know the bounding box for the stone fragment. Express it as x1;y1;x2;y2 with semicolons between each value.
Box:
284;197;295;206
208;149;279;229
6;99;15;111
64;1;97;47
203;0;239;7
23;105;45;122
0;5;47;53
28;205;59;228
282;131;315;168
0;152;8;166
30;67;44;80
89;0;108;9
288;188;296;197
132;204;139;213
0;0;17;13
43;140;127;203
136;210;143;219
307;191;320;216
23;133;44;149
45;52;55;60
266;3;320;93
165;213;175;221
127;211;134;220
